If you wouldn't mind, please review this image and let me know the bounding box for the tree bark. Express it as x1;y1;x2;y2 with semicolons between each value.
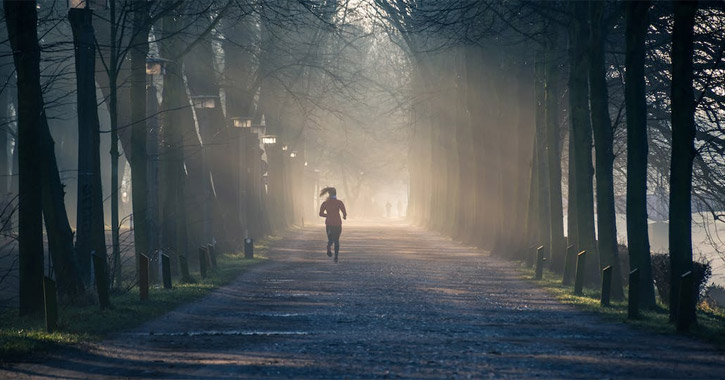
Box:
130;0;151;265
5;0;44;315
535;50;551;253
589;0;624;300
568;0;599;284
624;0;656;308
668;0;698;325
6;0;85;309
69;7;107;285
544;26;566;272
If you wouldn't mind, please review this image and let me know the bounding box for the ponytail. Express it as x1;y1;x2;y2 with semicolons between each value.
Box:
320;187;337;198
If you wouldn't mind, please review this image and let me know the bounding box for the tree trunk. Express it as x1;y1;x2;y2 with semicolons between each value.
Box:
544;26;566;272
568;0;599;285
69;7;107;286
5;0;44;315
588;0;624;300
668;0;698;325
535;51;551;254
129;0;151;266
624;0;656;308
108;0;121;288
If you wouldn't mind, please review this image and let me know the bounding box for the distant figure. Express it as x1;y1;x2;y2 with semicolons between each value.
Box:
397;200;403;218
385;201;392;218
319;187;347;263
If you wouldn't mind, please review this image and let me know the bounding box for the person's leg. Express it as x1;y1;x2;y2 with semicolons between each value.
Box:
333;226;341;262
326;226;333;257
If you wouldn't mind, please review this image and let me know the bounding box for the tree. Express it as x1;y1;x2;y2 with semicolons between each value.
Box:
568;0;598;284
5;0;44;315
588;0;623;299
624;0;656;308
69;5;107;285
668;0;698;329
5;0;84;313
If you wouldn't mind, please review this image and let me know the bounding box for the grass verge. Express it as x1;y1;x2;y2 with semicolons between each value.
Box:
0;244;270;361
520;265;725;347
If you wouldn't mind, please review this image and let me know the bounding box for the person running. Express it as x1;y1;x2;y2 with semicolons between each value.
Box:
319;187;347;263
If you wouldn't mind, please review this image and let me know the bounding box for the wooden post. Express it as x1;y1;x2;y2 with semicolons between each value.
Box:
161;253;172;289
601;266;612;306
628;268;640;319
92;251;111;309
535;245;545;280
43;276;57;333
677;271;694;332
179;255;193;283
139;254;149;301
207;243;217;269
244;238;254;259
574;250;587;295
562;245;576;285
198;246;208;279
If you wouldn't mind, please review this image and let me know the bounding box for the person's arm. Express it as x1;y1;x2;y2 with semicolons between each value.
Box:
319;202;327;218
341;202;347;220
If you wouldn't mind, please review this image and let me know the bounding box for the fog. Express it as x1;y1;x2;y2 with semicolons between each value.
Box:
1;0;725;315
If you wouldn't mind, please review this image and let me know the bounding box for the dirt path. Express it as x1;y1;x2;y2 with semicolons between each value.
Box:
2;221;724;379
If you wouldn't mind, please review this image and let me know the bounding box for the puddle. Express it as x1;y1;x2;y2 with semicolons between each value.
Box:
134;330;311;337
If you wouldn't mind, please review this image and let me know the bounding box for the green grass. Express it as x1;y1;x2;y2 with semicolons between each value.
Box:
0;246;269;361
519;265;725;346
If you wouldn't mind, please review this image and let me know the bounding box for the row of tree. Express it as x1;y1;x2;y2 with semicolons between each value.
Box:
384;0;725;331
3;0;356;315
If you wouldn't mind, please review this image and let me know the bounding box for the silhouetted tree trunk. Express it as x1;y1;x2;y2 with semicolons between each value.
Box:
69;7;106;285
568;0;599;285
160;14;193;259
544;26;566;272
535;50;551;253
624;0;656;308
589;0;624;300
668;0;698;326
130;0;151;265
6;0;84;309
5;0;44;315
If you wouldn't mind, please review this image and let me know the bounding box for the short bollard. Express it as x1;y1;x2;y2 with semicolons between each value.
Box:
92;251;111;309
677;271;694;332
43;276;57;333
139;254;149;301
535;246;545;280
562;245;576;285
199;247;208;279
179;255;193;283
161;253;172;289
601;266;612;306
628;268;640;319
207;243;217;269
244;238;254;259
573;250;587;295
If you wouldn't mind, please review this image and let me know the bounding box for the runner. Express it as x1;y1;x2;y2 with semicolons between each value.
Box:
319;187;347;263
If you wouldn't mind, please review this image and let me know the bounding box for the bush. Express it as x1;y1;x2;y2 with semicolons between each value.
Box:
651;253;712;305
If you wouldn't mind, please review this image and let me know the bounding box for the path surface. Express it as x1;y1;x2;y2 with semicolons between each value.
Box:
2;221;725;379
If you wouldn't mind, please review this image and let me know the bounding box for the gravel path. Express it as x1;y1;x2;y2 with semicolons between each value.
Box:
2;221;724;379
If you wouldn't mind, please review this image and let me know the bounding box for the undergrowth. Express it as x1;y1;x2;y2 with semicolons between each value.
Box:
0;243;270;361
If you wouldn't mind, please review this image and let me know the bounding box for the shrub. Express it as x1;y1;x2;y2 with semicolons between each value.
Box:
651;253;712;305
